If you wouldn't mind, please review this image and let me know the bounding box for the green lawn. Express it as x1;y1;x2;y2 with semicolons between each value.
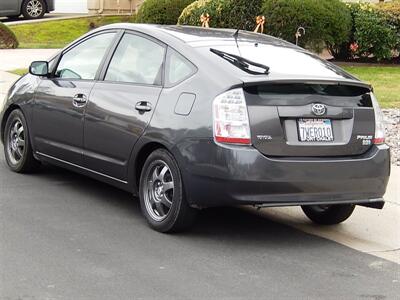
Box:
342;66;400;108
10;68;28;76
9;15;136;49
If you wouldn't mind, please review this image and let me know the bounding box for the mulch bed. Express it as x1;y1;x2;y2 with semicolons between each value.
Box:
328;56;400;67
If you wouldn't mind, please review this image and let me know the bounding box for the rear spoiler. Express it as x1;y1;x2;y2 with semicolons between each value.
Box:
240;78;372;91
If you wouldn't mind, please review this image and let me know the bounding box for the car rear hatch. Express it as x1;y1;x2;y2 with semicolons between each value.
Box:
243;80;375;157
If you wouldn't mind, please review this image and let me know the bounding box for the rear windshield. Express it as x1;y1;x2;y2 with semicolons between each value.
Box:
197;42;353;80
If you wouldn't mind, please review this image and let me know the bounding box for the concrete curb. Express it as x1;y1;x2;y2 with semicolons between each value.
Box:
3;14;96;26
252;166;400;264
3;13;134;26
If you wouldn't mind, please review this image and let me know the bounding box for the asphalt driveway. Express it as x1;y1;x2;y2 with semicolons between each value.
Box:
0;146;399;300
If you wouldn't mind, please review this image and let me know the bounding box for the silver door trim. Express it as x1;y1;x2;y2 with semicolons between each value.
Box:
36;151;128;184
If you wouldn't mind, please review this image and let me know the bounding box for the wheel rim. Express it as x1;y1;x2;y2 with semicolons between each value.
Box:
7;118;26;165
26;0;43;17
144;160;174;222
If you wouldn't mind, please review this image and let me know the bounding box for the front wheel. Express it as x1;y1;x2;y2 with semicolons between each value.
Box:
301;204;355;225
22;0;46;19
139;149;197;233
4;109;40;173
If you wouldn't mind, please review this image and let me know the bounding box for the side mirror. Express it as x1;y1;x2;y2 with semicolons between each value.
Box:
29;61;49;76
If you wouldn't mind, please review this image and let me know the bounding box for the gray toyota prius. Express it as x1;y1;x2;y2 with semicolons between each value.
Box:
0;24;390;232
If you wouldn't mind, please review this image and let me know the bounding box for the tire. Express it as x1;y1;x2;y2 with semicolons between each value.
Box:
4;109;40;173
21;0;46;19
7;16;21;20
301;204;355;225
139;148;197;233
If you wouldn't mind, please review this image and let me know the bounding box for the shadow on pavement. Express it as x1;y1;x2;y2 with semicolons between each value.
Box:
28;163;328;247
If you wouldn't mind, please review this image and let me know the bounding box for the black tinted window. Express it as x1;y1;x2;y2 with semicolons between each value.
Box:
55;33;115;80
165;48;196;86
105;34;165;85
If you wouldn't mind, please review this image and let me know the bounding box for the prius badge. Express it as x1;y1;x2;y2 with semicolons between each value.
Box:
311;103;326;116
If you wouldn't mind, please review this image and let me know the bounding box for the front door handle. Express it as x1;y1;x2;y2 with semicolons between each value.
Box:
73;94;88;108
135;101;152;112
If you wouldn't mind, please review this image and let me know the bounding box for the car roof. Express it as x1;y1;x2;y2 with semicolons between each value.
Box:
159;26;297;48
98;23;298;48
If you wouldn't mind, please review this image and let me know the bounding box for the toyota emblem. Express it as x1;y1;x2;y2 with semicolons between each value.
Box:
311;103;326;116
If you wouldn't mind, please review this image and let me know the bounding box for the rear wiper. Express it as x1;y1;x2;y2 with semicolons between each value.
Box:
210;48;270;75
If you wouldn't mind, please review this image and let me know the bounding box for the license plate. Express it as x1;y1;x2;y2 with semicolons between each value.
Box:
297;118;334;142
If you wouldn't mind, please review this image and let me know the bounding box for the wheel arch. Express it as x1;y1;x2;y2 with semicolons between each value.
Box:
1;104;21;144
131;141;168;194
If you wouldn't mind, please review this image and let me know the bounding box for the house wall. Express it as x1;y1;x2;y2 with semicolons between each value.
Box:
55;0;88;13
87;0;144;14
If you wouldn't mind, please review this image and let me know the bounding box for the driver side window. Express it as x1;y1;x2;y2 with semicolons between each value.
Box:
55;32;115;80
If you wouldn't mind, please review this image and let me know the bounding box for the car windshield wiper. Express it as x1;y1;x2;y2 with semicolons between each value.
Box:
210;48;270;75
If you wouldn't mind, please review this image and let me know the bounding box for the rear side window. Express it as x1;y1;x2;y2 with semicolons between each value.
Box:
165;48;196;87
55;32;115;80
105;33;165;85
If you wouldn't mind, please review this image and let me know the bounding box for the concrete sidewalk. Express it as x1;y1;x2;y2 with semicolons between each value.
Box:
0;49;58;108
0;71;19;109
0;49;59;71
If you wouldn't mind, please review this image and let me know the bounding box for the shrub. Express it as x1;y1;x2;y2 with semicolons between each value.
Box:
375;1;400;55
136;0;194;25
0;22;19;49
350;3;398;61
376;0;400;26
260;0;351;54
178;0;262;31
178;0;226;28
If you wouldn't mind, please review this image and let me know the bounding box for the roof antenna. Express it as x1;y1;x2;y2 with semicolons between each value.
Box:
232;29;242;57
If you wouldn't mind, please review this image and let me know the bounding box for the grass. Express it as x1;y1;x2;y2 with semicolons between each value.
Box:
8;15;136;49
10;68;28;76
342;66;400;108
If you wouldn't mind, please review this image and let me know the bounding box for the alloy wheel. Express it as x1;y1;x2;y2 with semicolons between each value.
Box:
7;118;26;165
143;160;175;221
26;0;43;18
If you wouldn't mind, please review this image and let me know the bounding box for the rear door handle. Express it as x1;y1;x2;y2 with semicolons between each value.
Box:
135;101;152;112
73;94;88;108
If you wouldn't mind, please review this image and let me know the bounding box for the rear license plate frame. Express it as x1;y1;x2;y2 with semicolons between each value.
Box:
297;118;334;142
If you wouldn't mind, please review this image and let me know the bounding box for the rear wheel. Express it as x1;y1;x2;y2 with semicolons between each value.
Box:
139;149;197;233
301;204;355;225
4;109;40;173
21;0;46;19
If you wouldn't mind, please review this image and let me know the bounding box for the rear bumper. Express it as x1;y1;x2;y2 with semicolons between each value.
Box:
177;140;390;208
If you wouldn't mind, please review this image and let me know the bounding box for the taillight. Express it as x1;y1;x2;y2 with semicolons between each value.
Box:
371;93;386;145
213;88;251;145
